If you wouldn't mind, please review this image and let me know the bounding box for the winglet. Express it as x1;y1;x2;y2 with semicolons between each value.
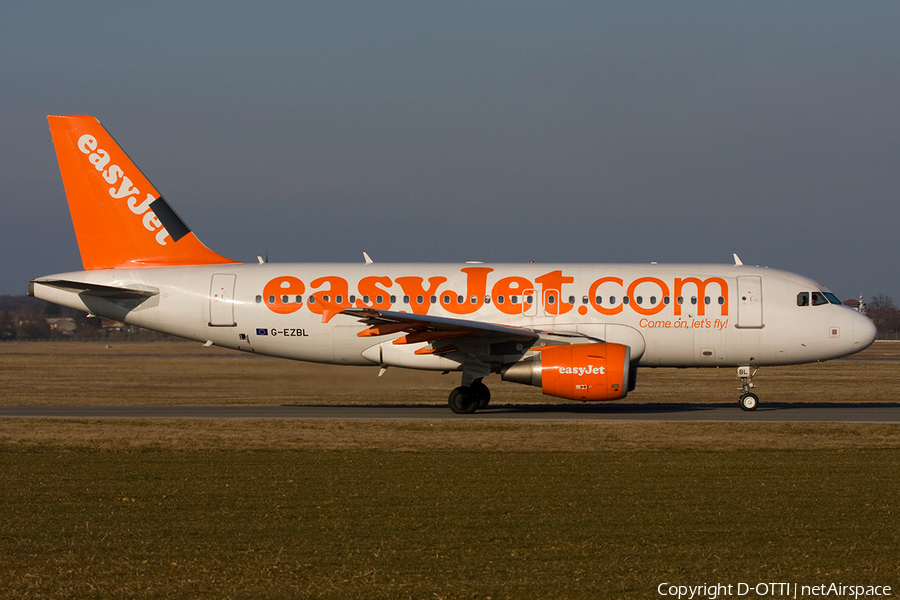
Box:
47;115;239;270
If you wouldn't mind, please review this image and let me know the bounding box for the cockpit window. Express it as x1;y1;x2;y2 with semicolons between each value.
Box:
800;290;842;307
811;292;829;306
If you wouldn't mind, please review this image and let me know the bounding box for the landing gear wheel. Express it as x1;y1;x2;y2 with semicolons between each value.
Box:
739;393;759;411
470;381;491;410
449;386;479;414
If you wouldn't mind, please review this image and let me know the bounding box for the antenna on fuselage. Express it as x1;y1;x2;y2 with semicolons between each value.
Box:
733;253;743;266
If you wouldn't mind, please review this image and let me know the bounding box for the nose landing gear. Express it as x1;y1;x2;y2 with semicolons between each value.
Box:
738;366;759;411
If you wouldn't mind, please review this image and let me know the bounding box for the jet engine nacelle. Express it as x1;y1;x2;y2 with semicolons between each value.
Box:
501;343;631;401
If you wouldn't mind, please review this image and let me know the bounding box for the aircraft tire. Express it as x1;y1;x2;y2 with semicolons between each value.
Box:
739;393;759;411
449;386;479;414
471;381;491;409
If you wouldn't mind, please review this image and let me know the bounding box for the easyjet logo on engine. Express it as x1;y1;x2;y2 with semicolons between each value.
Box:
557;365;605;376
261;268;729;321
77;134;170;246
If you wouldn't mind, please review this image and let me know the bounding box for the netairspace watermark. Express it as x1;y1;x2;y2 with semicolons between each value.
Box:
658;582;893;599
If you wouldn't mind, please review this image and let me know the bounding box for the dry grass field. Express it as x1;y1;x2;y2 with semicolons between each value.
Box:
1;341;898;599
1;447;898;599
1;340;898;406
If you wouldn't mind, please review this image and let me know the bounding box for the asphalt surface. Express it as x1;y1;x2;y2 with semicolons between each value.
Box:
1;403;899;422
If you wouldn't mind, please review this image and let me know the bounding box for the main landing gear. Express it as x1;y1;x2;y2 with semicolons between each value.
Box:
448;378;491;414
738;366;759;411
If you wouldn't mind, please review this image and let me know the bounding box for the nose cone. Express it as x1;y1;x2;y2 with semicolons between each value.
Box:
850;311;877;355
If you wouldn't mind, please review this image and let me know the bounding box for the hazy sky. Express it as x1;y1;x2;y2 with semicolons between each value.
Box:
2;2;898;301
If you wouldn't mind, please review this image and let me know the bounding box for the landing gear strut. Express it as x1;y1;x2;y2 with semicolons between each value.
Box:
738;366;759;411
448;378;491;414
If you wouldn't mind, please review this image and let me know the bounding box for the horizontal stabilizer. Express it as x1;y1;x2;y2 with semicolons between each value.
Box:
30;279;159;300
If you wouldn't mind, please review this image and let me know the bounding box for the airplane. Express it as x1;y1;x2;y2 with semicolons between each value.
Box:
29;115;877;413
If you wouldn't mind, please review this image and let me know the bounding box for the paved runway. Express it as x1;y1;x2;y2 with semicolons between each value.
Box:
1;403;899;422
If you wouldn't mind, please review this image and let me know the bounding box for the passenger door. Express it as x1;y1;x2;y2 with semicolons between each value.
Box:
736;276;763;328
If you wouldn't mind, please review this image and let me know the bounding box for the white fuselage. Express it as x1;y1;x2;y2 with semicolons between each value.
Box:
32;262;876;371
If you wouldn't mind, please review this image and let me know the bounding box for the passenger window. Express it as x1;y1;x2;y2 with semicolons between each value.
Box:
582;296;589;305
595;296;602;304
636;296;643;305
416;295;423;304
547;295;555;305
797;292;809;306
497;295;505;305
404;295;410;304
256;295;262;303
296;295;302;304
568;296;575;304
718;297;724;305
267;295;275;304
376;295;384;304
335;295;343;304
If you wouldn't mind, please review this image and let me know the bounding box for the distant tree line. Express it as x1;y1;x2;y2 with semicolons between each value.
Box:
0;296;179;341
865;295;900;340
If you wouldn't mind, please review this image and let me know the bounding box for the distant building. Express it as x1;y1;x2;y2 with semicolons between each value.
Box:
46;317;76;333
843;297;866;313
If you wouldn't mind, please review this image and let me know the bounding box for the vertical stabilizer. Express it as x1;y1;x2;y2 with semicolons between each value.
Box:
47;115;239;269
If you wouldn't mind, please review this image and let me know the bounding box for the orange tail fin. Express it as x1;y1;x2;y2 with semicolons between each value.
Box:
47;115;239;270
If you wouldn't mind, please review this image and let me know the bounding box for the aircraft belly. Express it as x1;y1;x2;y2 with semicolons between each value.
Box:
332;325;384;366
642;328;694;367
244;317;336;363
693;327;727;366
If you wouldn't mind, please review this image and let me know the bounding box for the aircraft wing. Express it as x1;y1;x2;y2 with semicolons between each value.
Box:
341;307;540;356
343;307;540;339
